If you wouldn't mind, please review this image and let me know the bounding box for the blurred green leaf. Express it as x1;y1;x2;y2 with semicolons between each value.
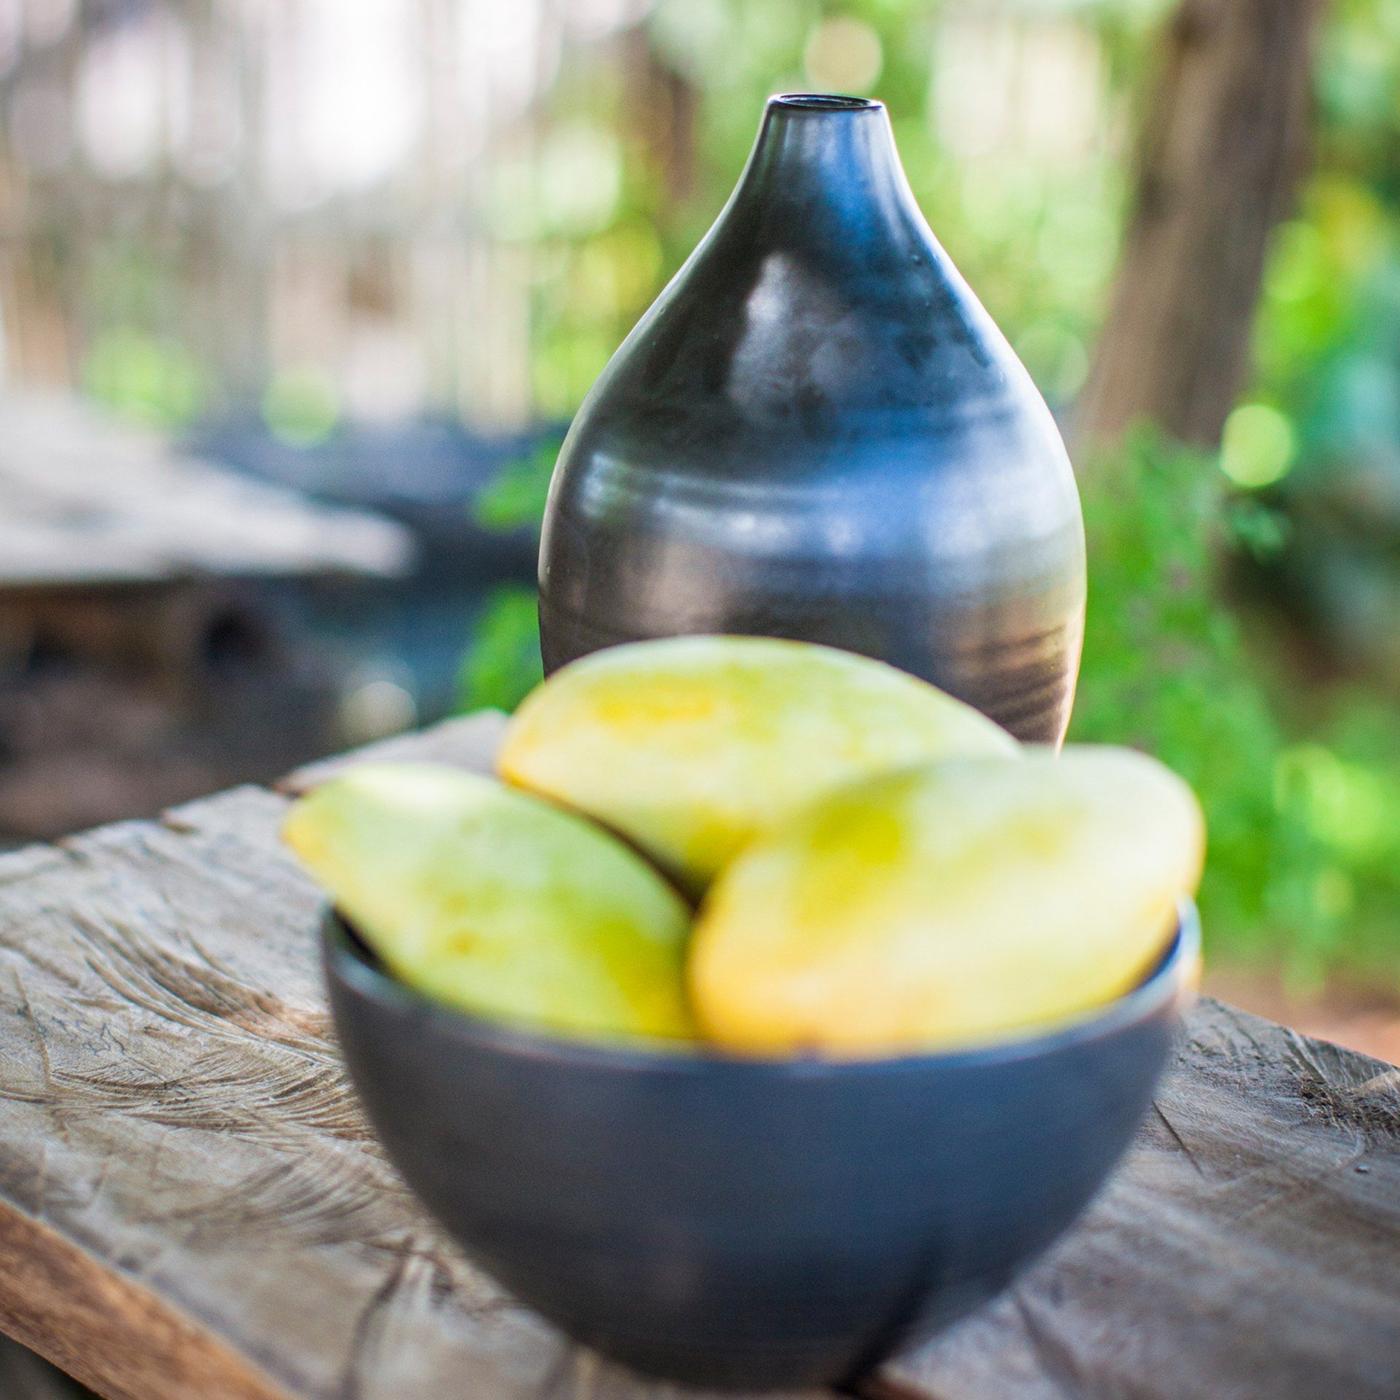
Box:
1072;429;1400;981
474;438;563;532
262;367;340;447
85;328;204;427
457;585;544;713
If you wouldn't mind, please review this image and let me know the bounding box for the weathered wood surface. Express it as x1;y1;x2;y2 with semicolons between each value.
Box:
879;1004;1400;1400
0;714;1393;1400
277;710;512;796
0;393;411;585
0;584;345;842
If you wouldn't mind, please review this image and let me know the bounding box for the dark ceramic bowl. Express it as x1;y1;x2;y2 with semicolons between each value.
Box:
324;903;1199;1390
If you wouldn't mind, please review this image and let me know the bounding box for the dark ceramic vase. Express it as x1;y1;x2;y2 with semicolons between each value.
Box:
538;93;1085;743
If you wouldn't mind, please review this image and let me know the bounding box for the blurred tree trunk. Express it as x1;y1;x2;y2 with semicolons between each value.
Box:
620;25;698;211
1075;0;1326;450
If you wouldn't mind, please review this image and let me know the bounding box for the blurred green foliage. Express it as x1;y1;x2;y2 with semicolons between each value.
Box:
457;0;1399;985
458;585;544;713
262;367;341;447
473;437;563;532
1072;433;1400;984
512;0;1399;468
34;0;1392;977
85;326;205;427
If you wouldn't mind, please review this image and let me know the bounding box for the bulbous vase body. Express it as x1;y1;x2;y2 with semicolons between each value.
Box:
538;94;1085;742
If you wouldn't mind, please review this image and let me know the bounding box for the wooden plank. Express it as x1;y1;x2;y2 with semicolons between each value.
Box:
277;710;508;795
0;392;412;586
874;1001;1400;1400
0;715;1393;1398
0;1207;285;1400
0;779;815;1400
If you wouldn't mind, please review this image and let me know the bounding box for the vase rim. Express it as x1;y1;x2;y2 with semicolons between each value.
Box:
769;93;883;113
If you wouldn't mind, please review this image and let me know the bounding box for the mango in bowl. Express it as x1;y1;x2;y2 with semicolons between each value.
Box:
322;903;1197;1387
691;745;1204;1055
284;763;692;1041
287;637;1205;1388
498;634;1016;894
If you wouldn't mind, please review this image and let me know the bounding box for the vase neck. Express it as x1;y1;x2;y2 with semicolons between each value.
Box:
729;94;916;236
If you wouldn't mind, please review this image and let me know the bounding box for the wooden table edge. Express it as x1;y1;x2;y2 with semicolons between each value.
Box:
0;1203;292;1400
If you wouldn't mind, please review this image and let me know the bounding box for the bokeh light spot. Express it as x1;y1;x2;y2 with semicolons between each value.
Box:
263;367;340;448
538;124;623;236
1220;403;1296;489
803;18;883;95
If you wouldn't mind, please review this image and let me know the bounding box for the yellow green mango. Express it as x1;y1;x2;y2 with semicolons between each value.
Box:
283;763;694;1041
690;746;1204;1056
499;635;1017;894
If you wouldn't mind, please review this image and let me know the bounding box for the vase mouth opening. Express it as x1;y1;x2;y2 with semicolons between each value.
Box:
770;93;882;113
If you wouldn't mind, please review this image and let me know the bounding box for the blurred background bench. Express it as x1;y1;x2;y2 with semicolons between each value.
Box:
0;393;412;839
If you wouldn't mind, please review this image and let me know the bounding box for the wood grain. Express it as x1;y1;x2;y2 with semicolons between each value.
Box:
876;1003;1400;1400
0;392;411;586
0;1208;285;1400
0;723;814;1400
277;710;508;795
0;714;1392;1399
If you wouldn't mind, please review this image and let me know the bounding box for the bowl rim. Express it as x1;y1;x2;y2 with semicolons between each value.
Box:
322;896;1200;1079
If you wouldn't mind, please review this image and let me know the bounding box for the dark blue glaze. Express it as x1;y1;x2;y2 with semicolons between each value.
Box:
539;94;1085;743
323;903;1197;1389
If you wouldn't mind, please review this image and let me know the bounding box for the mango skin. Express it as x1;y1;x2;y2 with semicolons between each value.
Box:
283;763;694;1041
499;636;1017;895
690;746;1204;1057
